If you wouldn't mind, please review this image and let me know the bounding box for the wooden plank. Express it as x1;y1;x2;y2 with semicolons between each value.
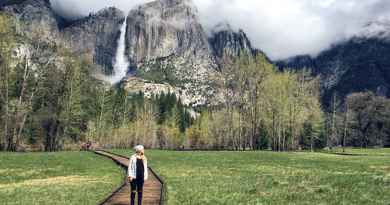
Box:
95;151;163;205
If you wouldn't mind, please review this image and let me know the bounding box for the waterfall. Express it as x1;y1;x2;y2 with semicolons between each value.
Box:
108;17;130;84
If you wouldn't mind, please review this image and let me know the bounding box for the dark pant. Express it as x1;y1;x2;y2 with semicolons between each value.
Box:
130;179;144;205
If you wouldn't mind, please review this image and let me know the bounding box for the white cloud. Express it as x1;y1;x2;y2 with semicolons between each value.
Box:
50;0;390;60
50;0;153;19
194;0;390;59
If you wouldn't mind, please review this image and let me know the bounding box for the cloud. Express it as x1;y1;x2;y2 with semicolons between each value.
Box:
194;0;390;59
50;0;390;60
50;0;153;19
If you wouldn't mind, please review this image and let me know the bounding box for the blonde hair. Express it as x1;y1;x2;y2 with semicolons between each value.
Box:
134;145;144;153
134;145;147;162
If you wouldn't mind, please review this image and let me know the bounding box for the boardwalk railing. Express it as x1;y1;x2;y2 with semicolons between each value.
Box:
148;165;166;205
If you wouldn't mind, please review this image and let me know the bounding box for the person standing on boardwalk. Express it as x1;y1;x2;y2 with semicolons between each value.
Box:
128;145;148;205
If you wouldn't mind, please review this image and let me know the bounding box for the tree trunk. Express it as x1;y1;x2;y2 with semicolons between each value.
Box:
329;94;337;149
278;116;281;152
238;109;242;151
13;57;31;150
343;104;349;153
98;88;106;141
3;67;8;150
310;134;314;152
272;111;276;151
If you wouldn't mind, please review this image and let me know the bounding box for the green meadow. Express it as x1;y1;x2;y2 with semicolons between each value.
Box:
324;147;390;156
1;149;389;205
0;152;123;205
113;149;390;205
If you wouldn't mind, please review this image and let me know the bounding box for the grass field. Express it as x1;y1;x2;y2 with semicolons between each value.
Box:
113;149;390;205
324;147;390;156
0;152;123;205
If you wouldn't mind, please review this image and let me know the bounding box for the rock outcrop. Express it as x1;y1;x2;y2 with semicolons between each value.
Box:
124;0;220;106
1;1;126;74
0;0;62;42
208;23;255;68
126;0;212;65
61;8;125;74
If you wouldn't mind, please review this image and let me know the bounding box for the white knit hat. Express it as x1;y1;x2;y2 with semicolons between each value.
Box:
134;145;144;153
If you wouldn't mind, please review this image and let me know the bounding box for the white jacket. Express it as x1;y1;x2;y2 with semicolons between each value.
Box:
128;154;148;180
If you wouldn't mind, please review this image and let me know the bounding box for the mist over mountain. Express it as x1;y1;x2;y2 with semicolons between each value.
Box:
277;19;390;107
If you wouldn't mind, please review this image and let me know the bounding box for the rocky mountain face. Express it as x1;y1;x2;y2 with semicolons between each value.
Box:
277;22;390;107
124;0;219;105
208;23;255;68
126;0;212;66
1;0;125;74
0;0;62;42
61;8;125;74
123;0;260;105
1;0;262;106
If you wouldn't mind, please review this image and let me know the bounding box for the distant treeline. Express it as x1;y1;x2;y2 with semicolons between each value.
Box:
325;92;390;149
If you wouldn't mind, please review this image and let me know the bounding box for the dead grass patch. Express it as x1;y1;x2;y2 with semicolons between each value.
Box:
0;175;105;190
369;165;390;173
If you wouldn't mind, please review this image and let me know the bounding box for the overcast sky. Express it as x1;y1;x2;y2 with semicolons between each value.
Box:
50;0;390;60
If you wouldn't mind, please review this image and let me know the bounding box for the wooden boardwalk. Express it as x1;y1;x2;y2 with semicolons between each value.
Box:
95;150;163;205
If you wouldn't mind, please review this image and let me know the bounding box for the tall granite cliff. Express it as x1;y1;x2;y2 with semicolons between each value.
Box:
61;8;125;74
126;0;213;66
